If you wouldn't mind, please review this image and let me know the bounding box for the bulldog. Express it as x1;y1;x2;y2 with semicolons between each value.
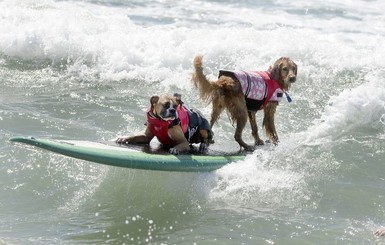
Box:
116;93;213;155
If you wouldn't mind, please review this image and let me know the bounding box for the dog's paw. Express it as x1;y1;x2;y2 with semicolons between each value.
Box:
198;143;209;153
115;137;129;145
255;139;265;146
244;145;255;152
272;136;279;145
265;134;279;146
265;139;279;146
168;147;179;155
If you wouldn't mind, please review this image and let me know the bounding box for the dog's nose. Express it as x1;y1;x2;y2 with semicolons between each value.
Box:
289;76;296;83
169;108;176;114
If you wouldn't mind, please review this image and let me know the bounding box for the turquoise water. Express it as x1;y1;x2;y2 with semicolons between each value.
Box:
1;0;385;244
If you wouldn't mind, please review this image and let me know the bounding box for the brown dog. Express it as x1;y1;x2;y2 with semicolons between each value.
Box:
192;56;297;151
116;93;213;154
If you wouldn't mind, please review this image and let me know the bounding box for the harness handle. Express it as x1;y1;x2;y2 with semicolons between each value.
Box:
285;92;292;103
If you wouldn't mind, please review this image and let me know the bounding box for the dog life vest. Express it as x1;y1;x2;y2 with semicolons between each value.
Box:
219;70;285;111
146;105;211;147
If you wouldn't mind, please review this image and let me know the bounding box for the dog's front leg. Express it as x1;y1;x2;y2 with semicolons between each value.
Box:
116;127;154;145
263;102;279;145
168;126;190;154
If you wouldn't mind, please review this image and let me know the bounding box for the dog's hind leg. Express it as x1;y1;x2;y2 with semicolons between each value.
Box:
210;109;222;128
234;117;254;151
209;94;225;128
248;111;264;146
232;108;254;151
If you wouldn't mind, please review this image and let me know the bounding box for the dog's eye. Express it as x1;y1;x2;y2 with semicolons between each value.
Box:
281;67;288;71
165;102;170;108
173;104;178;109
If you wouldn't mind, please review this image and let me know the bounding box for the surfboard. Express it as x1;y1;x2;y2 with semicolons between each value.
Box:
9;136;245;172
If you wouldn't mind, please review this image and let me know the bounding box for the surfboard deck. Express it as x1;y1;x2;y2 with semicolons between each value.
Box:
9;136;246;172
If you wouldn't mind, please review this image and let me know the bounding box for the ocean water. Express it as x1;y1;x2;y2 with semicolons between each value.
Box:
1;0;385;244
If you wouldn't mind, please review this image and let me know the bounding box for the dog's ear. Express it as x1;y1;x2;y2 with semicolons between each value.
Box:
173;93;183;104
150;95;159;110
150;95;159;105
150;95;160;113
270;61;281;81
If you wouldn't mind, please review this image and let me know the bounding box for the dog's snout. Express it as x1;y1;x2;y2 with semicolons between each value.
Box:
289;76;296;83
169;108;176;114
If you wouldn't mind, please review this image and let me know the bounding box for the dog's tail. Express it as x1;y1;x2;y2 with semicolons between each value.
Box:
192;55;215;102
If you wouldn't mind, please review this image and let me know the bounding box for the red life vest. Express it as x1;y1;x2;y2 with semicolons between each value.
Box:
146;105;189;147
255;71;284;109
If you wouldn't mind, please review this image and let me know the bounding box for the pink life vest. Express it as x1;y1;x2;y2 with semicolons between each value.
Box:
219;70;285;111
146;105;189;147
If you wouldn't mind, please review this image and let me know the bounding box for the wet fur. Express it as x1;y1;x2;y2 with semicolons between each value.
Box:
192;55;297;151
116;94;211;154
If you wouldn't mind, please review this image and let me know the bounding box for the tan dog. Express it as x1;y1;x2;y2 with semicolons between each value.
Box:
192;56;297;151
116;93;213;154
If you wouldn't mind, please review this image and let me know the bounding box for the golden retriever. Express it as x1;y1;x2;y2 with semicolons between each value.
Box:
192;56;297;151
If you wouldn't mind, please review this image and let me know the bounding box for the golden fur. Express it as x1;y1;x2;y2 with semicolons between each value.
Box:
192;55;297;151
